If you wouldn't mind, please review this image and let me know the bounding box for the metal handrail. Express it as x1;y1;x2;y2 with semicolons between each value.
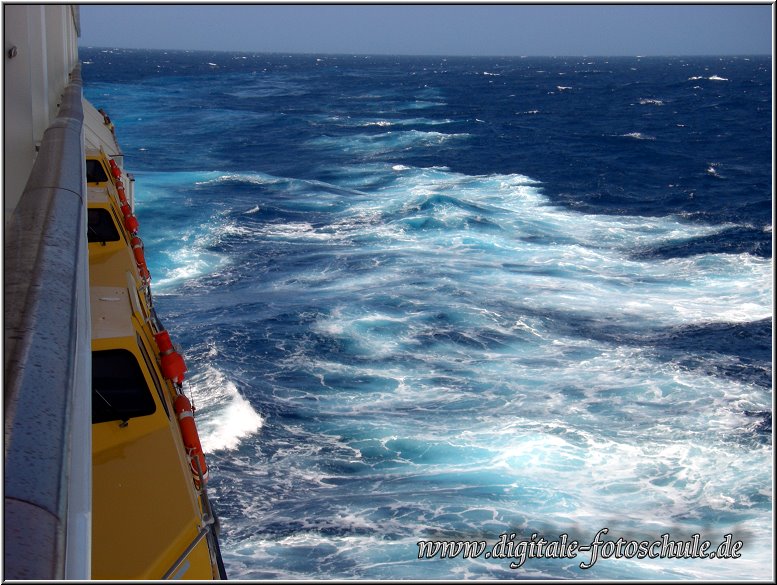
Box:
3;64;91;580
160;459;216;580
161;526;212;580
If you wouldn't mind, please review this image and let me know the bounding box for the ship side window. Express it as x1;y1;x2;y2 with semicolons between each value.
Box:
92;349;156;424
137;334;171;419
86;159;109;183
87;208;121;243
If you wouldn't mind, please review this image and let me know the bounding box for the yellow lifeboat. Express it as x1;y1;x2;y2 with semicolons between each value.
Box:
86;146;225;579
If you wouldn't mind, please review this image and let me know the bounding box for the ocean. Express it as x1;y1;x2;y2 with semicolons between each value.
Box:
81;48;772;580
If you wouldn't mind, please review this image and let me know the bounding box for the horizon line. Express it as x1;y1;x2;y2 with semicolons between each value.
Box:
79;45;773;60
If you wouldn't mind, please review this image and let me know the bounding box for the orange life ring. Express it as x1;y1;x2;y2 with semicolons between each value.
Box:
174;394;208;486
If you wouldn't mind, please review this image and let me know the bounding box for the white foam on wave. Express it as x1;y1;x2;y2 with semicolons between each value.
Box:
218;222;256;237
195;171;282;187
688;75;729;82
268;163;771;334
318;113;455;128
392;117;454;126
620;132;655;140
223;532;445;580
222;337;772;579
151;219;229;289
312;309;412;359
187;363;264;453
481;425;772;577
139;170;313;289
399;100;447;110
258;221;340;242
154;257;208;286
271;306;772;578
331;165;772;331
309;130;470;156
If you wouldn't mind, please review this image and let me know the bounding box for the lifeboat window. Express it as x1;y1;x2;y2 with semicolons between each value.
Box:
109;206;129;245
137;334;171;419
86;159;109;183
92;349;156;424
87;208;120;243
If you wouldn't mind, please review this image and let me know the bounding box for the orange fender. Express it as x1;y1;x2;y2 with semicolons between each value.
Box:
174;394;208;486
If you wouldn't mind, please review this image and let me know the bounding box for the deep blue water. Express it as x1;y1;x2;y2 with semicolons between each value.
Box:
81;48;772;580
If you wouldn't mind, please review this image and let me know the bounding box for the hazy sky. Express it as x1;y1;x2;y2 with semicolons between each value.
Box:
78;4;773;57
